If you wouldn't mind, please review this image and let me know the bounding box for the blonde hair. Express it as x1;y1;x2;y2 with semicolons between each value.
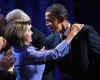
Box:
5;9;31;23
4;22;28;48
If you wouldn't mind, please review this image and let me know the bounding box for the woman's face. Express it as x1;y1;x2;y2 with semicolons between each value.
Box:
24;24;33;45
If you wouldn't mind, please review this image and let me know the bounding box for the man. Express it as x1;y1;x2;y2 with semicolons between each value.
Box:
43;3;100;80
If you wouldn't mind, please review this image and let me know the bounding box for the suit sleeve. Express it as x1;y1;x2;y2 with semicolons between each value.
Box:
87;25;100;55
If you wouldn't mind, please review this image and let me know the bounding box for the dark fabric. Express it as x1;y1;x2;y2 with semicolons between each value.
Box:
31;27;46;49
43;25;100;80
0;70;16;80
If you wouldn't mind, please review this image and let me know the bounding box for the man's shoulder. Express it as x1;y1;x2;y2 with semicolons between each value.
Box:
45;33;60;41
78;24;96;34
83;24;95;31
73;25;89;40
44;33;61;49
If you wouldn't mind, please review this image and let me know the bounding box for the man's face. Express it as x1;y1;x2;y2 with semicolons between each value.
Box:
45;12;60;33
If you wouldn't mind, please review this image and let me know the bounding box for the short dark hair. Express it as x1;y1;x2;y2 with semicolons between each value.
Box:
46;3;67;19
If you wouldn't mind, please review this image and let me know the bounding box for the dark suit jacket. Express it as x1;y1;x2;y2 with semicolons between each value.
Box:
43;25;100;80
31;27;46;49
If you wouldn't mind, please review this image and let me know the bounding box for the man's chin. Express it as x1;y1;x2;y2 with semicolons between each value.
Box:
52;30;56;33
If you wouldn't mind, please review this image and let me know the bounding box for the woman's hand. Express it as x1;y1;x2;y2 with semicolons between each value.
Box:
70;24;84;36
66;24;84;44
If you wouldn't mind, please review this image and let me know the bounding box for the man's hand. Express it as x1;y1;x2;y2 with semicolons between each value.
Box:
40;46;45;51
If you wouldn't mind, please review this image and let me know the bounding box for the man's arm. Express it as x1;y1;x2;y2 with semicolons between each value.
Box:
87;25;100;54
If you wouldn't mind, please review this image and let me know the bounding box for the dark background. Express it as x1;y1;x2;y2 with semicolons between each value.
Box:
74;0;100;34
0;0;100;35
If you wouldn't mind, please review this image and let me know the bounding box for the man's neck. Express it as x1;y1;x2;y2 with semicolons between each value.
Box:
60;20;70;34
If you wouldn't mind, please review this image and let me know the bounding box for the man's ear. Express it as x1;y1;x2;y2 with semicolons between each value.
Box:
58;16;65;23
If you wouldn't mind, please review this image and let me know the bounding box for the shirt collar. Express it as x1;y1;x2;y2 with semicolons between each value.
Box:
63;23;71;36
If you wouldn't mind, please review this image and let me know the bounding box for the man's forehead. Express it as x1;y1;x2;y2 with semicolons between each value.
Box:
45;12;51;16
45;12;56;19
